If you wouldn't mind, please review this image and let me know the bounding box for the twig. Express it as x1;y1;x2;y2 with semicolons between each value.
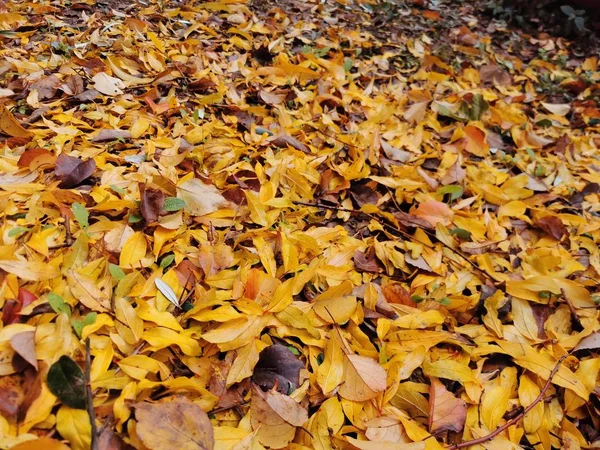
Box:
85;338;99;450
447;354;568;449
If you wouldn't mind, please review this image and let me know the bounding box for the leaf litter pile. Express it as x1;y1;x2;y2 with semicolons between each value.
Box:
0;0;599;449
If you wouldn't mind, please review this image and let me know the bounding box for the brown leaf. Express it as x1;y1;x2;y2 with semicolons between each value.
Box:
394;210;435;230
252;344;304;393
574;332;600;351
10;331;38;370
0;374;23;418
91;129;131;142
354;248;383;273
270;134;310;153
55;154;96;188
98;427;134;450
135;398;214;450
479;64;512;86
411;200;453;226
72;89;101;103
440;161;466;185
535;216;567;241
382;283;417;307
140;185;165;224
59;74;84;96
258;89;287;106
460;240;499;255
17;148;56;170
30;75;61;100
428;378;467;433
250;385;308;448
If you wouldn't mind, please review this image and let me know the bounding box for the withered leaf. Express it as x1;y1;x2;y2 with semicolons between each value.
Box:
140;185;165;224
252;344;304;394
536;216;567;241
354;248;383;273
55;154;96;188
135;398;214;450
270;134;310;153
428;378;467;433
10;331;38;370
91;129;132;142
30;75;61;100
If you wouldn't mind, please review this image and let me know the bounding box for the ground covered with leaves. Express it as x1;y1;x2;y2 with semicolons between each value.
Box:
0;0;599;449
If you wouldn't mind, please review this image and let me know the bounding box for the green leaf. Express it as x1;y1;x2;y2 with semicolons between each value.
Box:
110;184;126;194
437;185;464;201
109;263;126;281
575;16;585;31
439;297;451;306
536;119;553;128
72;203;89;229
160;254;175;269
48;293;71;318
47;355;87;409
344;58;353;72
8;227;29;237
72;312;97;339
163;197;186;212
287;345;301;356
449;228;471;240
411;295;424;303
128;213;143;224
471;94;489;120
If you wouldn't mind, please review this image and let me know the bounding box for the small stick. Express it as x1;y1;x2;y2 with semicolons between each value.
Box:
447;354;568;449
85;338;99;450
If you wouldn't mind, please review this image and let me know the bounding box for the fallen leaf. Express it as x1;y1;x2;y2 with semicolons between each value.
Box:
135;398;214;450
55;154;96;188
47;356;86;409
177;178;231;216
92;72;125;96
252;344;304;393
10;331;38;370
411;200;453;226
0;105;33;137
339;354;387;402
428;378;467;433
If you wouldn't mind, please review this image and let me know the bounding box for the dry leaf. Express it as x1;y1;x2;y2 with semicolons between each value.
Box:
135;399;214;450
428;378;467;433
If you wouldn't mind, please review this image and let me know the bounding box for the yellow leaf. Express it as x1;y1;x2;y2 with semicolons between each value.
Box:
10;438;70;450
317;332;344;395
68;271;111;312
202;315;269;352
518;374;543;433
119;231;149;268
480;367;516;430
118;354;166;380
115;297;144;343
0;259;59;281
338;354;387;402
56;406;91;450
142;327;201;356
226;339;267;387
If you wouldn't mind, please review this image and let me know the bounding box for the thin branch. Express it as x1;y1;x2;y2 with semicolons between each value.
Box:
85;338;99;450
447;354;568;450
